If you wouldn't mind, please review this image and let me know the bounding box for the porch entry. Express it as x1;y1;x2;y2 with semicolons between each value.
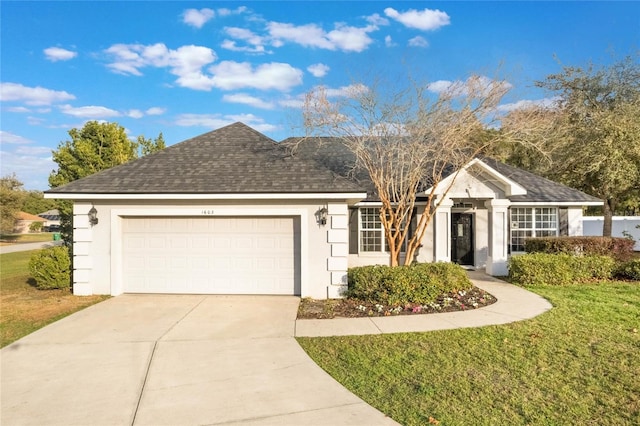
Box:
451;213;474;265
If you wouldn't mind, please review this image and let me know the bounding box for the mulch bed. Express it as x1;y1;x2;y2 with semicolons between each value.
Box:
297;286;497;319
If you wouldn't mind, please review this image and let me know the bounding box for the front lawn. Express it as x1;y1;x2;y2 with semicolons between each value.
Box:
0;233;56;245
297;282;640;425
0;250;108;348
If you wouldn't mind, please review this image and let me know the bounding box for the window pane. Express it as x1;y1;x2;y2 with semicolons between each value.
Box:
361;230;382;252
511;230;532;252
360;208;381;229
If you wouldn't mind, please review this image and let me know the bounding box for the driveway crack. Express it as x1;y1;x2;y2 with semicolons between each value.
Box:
131;297;207;425
131;341;157;426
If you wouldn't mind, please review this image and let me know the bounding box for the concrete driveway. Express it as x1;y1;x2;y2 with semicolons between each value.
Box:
1;295;396;425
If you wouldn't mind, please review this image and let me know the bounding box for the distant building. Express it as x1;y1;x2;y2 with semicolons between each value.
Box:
13;212;45;233
38;209;61;232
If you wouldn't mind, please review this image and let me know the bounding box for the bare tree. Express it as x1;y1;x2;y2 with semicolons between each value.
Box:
303;75;521;266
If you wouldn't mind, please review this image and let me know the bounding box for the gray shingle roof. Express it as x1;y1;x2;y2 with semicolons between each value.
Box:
47;123;602;205
479;158;602;203
283;137;602;204
47;123;365;194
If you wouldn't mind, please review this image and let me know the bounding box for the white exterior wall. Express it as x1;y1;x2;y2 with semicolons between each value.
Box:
72;199;348;299
567;207;584;236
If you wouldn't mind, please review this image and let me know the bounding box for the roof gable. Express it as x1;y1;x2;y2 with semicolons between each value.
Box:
47;123;364;195
17;212;44;221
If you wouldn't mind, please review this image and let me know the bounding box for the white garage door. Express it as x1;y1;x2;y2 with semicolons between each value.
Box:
122;217;300;295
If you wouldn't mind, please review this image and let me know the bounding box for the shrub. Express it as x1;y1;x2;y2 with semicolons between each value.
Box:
347;262;472;306
508;253;615;286
28;246;71;290
615;259;640;281
29;221;43;232
524;236;634;261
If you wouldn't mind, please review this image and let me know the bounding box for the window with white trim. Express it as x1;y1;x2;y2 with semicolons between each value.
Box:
510;207;558;252
360;207;383;252
359;207;409;253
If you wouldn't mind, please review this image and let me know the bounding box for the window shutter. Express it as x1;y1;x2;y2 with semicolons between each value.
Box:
559;208;569;236
348;208;359;254
408;208;417;240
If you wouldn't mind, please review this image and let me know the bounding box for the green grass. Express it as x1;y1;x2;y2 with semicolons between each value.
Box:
0;233;55;245
0;250;35;281
1;250;108;347
297;282;640;425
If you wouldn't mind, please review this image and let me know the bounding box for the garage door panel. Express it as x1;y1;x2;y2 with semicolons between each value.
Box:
122;216;299;295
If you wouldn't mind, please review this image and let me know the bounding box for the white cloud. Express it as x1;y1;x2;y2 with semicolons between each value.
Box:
497;97;560;113
59;104;121;118
175;113;278;133
217;6;247;17
426;80;453;94
0;149;55;190
6;106;31;113
222;93;275;109
384;7;451;31
145;107;166;115
14;145;52;155
221;40;267;54
104;43;217;90
427;76;513;97
385;35;395;47
27;116;46;126
208;61;303;91
127;109;144;119
44;47;77;62
307;63;330;77
278;95;305;109
105;43;303;92
0;82;75;106
222;27;268;53
322;83;369;98
267;21;376;52
408;36;429;47
182;8;215;28
366;13;390;26
0;131;32;144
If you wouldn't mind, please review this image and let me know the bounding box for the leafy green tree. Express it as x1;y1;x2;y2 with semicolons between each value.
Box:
137;132;166;156
48;121;165;242
533;57;640;236
0;174;26;234
22;190;57;215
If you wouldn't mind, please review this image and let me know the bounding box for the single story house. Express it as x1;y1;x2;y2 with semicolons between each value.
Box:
13;212;45;234
38;209;61;231
46;122;602;298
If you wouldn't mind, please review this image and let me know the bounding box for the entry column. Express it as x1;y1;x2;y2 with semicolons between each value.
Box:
485;199;511;276
434;198;454;263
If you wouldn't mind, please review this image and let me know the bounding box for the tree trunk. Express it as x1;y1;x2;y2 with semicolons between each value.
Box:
602;199;615;237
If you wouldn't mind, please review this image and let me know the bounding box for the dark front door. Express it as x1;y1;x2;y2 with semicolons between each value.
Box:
451;213;474;265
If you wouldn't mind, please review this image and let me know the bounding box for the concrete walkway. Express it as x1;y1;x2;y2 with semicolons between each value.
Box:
1;272;551;426
295;271;553;337
0;240;63;254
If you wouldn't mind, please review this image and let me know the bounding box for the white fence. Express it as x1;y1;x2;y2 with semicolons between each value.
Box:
582;216;640;251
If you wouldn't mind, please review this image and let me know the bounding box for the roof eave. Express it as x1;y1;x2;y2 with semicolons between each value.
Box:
44;192;369;201
509;200;603;206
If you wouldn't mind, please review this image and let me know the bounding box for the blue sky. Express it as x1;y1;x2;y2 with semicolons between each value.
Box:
1;1;638;190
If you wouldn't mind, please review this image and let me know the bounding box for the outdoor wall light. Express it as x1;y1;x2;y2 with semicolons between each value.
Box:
88;206;99;226
315;207;328;226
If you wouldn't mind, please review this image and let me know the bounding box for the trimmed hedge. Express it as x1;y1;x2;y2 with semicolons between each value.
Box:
524;236;634;261
615;259;640;281
508;253;616;286
347;262;472;306
28;246;71;290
